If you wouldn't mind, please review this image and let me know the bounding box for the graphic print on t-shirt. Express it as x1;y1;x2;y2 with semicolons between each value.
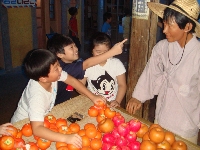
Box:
91;71;115;99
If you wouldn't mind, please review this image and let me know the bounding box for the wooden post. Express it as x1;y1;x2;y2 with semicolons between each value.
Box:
126;0;159;119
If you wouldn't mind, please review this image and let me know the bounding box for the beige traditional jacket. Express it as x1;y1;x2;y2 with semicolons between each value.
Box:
133;36;200;138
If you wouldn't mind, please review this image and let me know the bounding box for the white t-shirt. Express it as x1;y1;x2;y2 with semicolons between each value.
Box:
11;71;68;123
84;58;126;102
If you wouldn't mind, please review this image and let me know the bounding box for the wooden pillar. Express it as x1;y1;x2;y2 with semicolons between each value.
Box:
126;0;159;119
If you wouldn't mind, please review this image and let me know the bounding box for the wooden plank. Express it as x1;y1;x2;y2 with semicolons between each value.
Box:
126;0;158;119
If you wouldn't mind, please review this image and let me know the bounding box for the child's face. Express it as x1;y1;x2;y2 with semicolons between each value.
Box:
92;44;109;57
108;17;112;23
47;61;62;82
59;43;79;63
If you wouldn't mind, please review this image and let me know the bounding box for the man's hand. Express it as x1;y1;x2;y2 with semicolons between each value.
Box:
110;100;120;108
126;98;142;114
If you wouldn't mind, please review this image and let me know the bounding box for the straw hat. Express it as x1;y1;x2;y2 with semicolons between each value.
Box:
147;0;200;37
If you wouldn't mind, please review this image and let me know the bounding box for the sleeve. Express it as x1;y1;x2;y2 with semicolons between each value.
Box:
59;71;68;81
132;42;165;103
113;58;126;76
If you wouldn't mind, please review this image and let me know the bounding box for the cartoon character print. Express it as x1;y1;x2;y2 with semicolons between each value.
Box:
91;71;115;100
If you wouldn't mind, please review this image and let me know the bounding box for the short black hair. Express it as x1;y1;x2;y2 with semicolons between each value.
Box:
68;7;78;16
163;8;196;34
47;33;74;55
124;8;131;16
103;12;112;22
89;32;112;55
23;49;57;81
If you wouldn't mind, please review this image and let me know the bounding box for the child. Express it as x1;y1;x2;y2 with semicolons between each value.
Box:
47;34;127;105
101;12;112;37
0;123;13;136
68;7;81;51
80;32;127;108
126;0;200;144
122;8;131;52
11;49;107;148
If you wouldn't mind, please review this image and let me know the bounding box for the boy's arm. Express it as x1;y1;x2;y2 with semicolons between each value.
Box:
31;121;82;148
64;75;106;104
76;78;87;96
82;39;128;70
110;73;127;107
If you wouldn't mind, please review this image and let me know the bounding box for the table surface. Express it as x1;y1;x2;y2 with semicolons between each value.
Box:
13;95;200;150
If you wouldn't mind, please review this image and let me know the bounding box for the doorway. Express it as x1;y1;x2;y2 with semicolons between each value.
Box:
84;0;132;47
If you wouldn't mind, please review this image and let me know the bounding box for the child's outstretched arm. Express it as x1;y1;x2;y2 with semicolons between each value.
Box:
126;97;142;114
110;73;127;108
0;123;13;136
64;74;106;104
82;39;128;70
31;121;82;148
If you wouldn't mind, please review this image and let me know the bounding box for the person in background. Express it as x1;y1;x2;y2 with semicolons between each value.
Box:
101;12;112;37
68;7;81;51
122;8;131;52
80;32;127;108
0;123;13;136
126;0;200;144
11;49;107;148
47;33;127;106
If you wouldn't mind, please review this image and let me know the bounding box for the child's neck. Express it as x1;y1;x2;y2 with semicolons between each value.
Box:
99;60;107;66
38;81;52;92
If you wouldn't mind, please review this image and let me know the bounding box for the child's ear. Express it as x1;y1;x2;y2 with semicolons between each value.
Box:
39;76;47;82
57;53;63;59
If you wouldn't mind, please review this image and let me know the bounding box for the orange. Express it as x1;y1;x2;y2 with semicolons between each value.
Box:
84;123;96;130
78;129;86;136
67;144;80;150
68;123;80;133
94;131;102;139
82;135;91;147
96;114;106;123
56;142;68;149
81;147;92;150
88;106;99;117
90;138;102;150
85;127;97;139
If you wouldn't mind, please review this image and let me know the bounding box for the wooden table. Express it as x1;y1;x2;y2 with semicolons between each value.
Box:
14;95;200;150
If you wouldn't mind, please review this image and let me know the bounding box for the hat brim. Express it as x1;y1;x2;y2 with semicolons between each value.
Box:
147;2;200;38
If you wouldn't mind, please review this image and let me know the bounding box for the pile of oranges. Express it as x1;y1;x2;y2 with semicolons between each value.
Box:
0;101;188;150
138;123;187;150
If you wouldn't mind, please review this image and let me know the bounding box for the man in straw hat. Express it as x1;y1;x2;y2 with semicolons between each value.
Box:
126;0;200;144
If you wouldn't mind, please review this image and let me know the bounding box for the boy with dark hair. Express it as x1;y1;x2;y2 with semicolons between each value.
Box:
68;7;81;50
101;12;112;37
11;49;107;148
47;34;127;105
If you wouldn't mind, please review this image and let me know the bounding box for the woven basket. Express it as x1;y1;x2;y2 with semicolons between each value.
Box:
13;95;200;150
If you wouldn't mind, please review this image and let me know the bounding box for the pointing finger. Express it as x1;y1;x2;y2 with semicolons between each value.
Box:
120;39;128;44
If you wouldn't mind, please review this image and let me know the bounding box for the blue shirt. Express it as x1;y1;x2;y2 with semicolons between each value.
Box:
101;22;111;36
55;60;85;105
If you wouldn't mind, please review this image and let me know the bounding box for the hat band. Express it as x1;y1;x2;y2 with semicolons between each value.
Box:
171;3;196;20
